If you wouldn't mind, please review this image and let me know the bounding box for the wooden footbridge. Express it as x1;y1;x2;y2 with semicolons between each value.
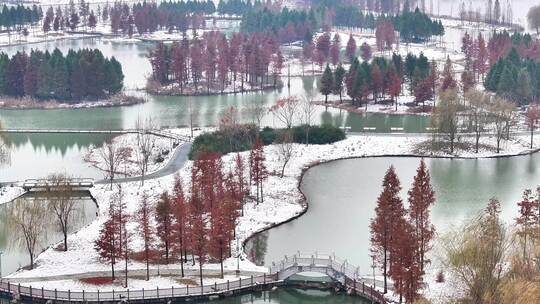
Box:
0;253;387;303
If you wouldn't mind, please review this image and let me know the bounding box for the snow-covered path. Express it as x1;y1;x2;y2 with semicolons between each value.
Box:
94;142;192;185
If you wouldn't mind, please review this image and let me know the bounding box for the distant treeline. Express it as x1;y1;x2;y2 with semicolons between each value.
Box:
0;48;123;101
0;5;42;29
241;5;444;43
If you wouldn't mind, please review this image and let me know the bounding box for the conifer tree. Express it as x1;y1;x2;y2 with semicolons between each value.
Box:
370;165;405;293
319;64;333;103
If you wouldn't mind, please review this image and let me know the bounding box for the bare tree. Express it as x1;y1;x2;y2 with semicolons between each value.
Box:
270;96;299;129
46;173;78;251
301;97;316;144
278;131;294;178
8;198;49;269
490;97;515;153
97;139;132;189
135;116;157;186
465;90;489;153
247;100;267;130
433;89;461;154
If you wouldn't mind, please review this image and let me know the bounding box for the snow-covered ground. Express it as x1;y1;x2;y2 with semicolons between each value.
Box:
85;128;205;179
0;186;25;205
7;127;540;300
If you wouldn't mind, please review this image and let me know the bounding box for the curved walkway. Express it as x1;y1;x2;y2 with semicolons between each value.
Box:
95;142;192;185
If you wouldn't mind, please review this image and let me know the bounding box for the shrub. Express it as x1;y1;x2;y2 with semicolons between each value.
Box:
189;124;345;159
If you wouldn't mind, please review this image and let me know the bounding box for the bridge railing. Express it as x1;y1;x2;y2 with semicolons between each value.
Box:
0;274;279;302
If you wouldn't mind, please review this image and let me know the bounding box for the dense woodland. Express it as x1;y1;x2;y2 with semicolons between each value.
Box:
148;32;284;94
0;48;123;101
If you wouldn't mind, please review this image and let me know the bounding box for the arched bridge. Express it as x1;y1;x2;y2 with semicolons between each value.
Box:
0;253;387;303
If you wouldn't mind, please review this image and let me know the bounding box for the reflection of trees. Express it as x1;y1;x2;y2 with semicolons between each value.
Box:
245;231;268;266
2;133;114;157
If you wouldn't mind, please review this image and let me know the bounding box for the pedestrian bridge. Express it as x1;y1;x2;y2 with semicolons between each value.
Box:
0;252;387;303
20;178;94;191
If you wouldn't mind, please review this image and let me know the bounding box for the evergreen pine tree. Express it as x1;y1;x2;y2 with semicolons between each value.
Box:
319;64;333;103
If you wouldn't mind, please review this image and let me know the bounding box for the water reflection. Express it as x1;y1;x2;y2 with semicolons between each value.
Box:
0;133;114;181
0;191;97;275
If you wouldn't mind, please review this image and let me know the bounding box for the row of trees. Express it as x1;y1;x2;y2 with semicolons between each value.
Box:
0;48;123;101
95;139;270;285
370;160;436;302
0;5;42;31
318;52;438;109
241;5;444;44
148;31;284;94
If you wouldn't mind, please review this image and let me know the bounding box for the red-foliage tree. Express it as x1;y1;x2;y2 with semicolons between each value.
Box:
95;200;119;280
188;162;209;288
330;34;341;66
345;34;357;60
370;165;405;293
136;193;154;281
172;175;188;277
375;20;395;51
209;181;232;278
408;160;435;273
360;42;372;61
315;32;331;68
155;191;174;264
250;136;268;204
235;153;247;215
389;215;422;303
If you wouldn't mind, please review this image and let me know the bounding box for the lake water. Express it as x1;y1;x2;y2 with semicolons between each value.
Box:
0;191;98;276
247;154;539;274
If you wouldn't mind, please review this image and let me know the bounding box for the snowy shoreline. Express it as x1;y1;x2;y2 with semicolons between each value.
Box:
0;94;146;110
6;132;540;283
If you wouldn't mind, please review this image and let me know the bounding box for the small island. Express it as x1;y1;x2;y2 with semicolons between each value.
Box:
0;48;143;109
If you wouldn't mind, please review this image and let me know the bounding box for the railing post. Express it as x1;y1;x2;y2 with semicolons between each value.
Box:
142;288;145;300
227;280;229;291
7;282;10;293
54;288;57;300
97;289;100;302
41;287;44;298
112;289;115;300
29;285;32;298
17;283;20;295
214;282;217;291
239;277;242;288
83;289;85;301
362;282;365;294
251;275;253;286
68;289;71;301
157;286;159;298
263;273;266;284
172;286;174;297
186;284;189;295
127;289;130;301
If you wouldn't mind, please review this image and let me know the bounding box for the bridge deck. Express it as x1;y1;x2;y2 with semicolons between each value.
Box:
0;253;387;303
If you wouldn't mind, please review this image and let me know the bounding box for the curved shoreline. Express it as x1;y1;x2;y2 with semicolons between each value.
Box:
242;146;540;264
